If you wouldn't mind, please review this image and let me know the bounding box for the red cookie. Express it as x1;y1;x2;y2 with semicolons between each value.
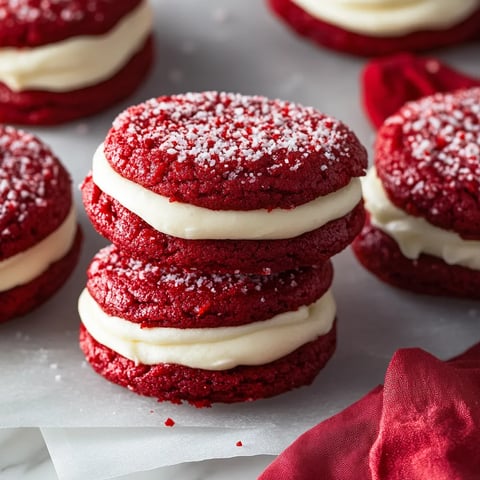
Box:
85;244;334;329
376;87;480;239
353;216;480;298
0;0;153;125
0;126;82;322
267;0;480;57
79;321;336;407
83;91;367;272
353;87;480;297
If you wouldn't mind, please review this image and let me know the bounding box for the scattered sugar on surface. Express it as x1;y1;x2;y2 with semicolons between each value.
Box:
387;88;480;196
110;92;352;182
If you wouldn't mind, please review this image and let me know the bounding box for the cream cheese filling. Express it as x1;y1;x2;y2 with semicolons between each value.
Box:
363;167;480;270
0;206;77;291
0;0;152;92
291;0;480;36
92;144;363;240
78;288;336;370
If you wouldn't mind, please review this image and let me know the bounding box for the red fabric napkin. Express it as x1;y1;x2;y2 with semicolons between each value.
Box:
362;53;480;128
259;343;480;480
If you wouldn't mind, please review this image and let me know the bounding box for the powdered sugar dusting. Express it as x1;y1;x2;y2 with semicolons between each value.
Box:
109;91;353;182
0;125;60;231
0;0;100;23
386;88;480;197
90;245;305;295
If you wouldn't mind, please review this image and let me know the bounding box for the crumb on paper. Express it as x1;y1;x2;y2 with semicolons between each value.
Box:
236;441;243;447
54;374;62;382
164;417;175;427
50;363;58;369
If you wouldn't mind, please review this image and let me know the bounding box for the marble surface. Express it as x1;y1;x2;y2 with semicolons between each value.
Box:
0;429;274;480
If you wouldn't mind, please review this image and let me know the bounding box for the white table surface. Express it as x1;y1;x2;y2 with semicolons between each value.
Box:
1;0;480;479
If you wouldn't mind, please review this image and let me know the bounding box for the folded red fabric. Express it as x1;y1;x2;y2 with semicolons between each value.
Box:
259;343;480;480
362;53;480;128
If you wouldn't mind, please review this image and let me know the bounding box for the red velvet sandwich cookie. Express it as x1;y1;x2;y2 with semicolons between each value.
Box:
267;0;480;57
82;91;367;273
0;0;153;125
79;244;337;405
0;126;82;322
353;87;480;297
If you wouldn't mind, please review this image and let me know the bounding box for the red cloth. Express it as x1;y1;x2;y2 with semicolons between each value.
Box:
362;53;480;128
259;343;480;480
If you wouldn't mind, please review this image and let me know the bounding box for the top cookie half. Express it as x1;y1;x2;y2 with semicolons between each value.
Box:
85;92;367;271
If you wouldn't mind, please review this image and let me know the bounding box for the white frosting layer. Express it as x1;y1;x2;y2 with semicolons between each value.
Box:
0;1;152;92
0;206;77;291
78;288;336;370
363;167;480;270
291;0;480;36
92;144;363;240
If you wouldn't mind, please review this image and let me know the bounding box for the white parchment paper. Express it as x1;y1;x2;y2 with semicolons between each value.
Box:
42;427;279;480
1;0;480;478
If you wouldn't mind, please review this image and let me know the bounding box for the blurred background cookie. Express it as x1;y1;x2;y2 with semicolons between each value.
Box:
267;0;480;56
0;0;153;124
0;125;82;322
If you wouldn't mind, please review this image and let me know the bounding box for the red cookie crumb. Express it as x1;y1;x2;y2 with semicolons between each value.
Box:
375;87;480;239
85;244;334;328
103;91;367;211
236;441;243;447
0;125;72;259
267;0;480;57
79;321;337;406
164;417;175;427
352;217;480;298
82;175;365;273
0;0;143;47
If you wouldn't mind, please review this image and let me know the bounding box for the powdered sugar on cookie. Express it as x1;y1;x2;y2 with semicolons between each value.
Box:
104;91;367;210
376;87;480;237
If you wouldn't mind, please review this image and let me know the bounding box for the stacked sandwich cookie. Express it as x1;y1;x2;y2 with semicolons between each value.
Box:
79;92;367;405
0;0;153;125
267;0;480;57
353;87;480;297
0;125;82;322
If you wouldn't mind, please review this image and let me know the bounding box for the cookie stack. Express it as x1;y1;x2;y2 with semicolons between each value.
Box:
79;91;367;405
